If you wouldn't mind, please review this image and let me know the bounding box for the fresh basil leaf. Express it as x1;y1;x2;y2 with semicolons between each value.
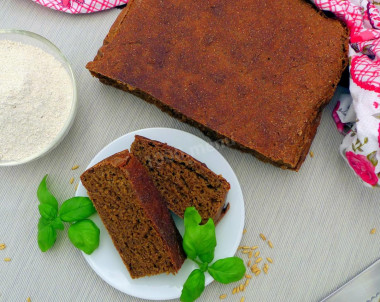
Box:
37;175;58;211
180;269;205;302
184;207;202;229
59;197;96;222
68;219;100;255
208;257;246;284
38;203;57;220
183;210;216;263
37;217;57;252
51;217;64;230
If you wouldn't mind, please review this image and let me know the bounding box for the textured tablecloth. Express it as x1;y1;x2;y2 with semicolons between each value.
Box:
0;1;379;301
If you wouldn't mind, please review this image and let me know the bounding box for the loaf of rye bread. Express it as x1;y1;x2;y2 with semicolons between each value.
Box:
131;135;230;224
80;150;186;279
86;0;348;170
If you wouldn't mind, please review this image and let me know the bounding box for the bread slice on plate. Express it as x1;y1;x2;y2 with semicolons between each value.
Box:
131;135;230;224
80;149;186;279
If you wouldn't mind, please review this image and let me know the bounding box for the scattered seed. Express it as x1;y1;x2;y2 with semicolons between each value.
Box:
247;260;252;266
310;151;314;158
241;246;250;249
248;251;253;258
255;270;261;276
69;177;74;184
370;228;376;234
243;229;247;234
251;245;258;250
263;266;268;274
236;286;240;293
267;257;273;263
242;250;250;254
268;240;274;248
244;279;250;286
239;284;244;291
4;258;11;262
254;251;260;258
232;287;237;294
245;274;252;279
259;233;266;241
255;257;263;263
71;165;79;170
240;297;245;302
75;183;79;191
26;298;31;302
0;243;5;250
219;294;227;299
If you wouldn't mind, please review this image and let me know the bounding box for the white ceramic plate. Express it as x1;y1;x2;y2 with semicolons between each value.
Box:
76;127;245;300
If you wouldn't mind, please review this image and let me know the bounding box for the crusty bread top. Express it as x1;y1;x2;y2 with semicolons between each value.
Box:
87;0;348;170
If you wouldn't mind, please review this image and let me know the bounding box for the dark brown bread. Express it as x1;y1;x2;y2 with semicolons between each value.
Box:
86;0;348;170
131;135;230;224
80;149;186;279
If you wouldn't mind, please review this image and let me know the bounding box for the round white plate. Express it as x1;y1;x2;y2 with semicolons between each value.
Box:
76;127;245;300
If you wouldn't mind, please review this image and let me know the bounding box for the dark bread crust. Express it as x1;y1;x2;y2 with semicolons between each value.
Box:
80;149;186;278
131;135;230;224
86;0;349;170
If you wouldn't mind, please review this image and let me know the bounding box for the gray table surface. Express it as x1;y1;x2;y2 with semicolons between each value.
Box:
1;1;379;301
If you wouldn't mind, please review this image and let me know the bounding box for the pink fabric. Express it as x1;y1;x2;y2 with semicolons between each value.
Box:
313;0;380;187
31;0;128;14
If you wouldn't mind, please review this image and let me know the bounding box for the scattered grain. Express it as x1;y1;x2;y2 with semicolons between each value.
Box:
259;233;266;241
4;258;11;262
255;270;261;276
245;274;252;279
254;251;260;258
232;287;237;294
241;246;250;249
69;177;74;184
251;245;258;250
26;298;31;302
219;294;227;299
0;243;5;250
248;251;253;258
243;229;247;234
245;279;250;286
268;240;274;248
75;183;79;191
247;260;252;267
255;257;262;263
239;284;244;291
240;297;245;302
370;228;376;234
263;266;268;274
310;151;314;158
71;165;79;170
242;250;250;254
267;257;273;263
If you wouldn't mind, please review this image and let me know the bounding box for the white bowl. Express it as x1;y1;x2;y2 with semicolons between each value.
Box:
0;29;77;166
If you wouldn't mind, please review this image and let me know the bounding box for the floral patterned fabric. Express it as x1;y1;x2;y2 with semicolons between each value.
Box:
31;0;128;14
313;0;380;187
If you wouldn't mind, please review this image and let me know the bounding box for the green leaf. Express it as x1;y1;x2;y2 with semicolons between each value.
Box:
38;203;57;220
208;257;246;284
180;269;205;302
37;175;58;212
37;217;57;252
51;217;64;230
68;219;100;255
184;207;202;229
59;197;96;222
183;208;216;263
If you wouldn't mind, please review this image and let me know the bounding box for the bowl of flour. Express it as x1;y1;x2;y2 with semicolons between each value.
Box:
0;29;77;166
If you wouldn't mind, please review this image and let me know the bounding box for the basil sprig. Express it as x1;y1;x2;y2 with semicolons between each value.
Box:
37;175;99;254
180;207;246;302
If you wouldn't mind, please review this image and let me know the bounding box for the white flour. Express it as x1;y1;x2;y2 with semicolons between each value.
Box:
0;40;73;162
